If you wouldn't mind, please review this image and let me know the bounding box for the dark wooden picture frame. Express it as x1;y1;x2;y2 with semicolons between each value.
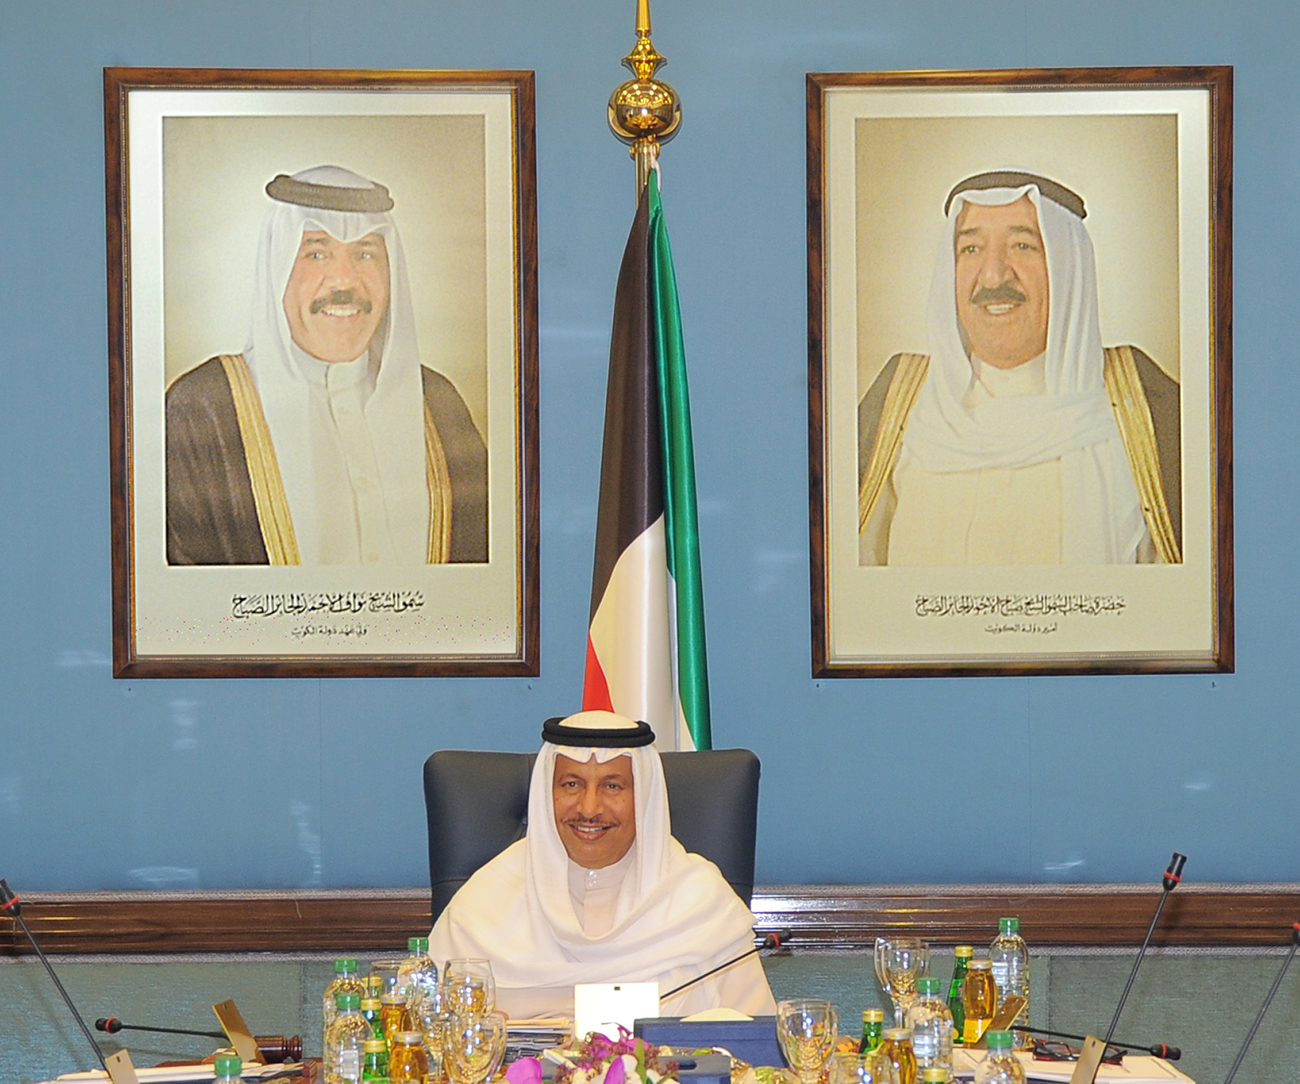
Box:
106;68;539;676
807;66;1233;677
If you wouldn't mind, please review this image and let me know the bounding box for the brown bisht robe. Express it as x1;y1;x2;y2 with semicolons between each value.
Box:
166;356;488;565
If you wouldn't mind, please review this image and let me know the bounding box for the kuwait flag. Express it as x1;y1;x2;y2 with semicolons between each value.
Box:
581;172;711;752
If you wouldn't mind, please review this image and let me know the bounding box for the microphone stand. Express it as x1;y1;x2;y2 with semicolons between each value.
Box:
1102;852;1186;1048
1222;919;1300;1084
1067;852;1186;1084
1;879;108;1071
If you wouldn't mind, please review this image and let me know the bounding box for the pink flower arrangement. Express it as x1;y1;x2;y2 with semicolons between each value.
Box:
506;1027;679;1084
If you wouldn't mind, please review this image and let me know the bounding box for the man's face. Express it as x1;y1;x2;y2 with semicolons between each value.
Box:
282;230;390;363
954;194;1050;370
552;753;636;870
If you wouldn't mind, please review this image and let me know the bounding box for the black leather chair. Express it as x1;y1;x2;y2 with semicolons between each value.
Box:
423;749;761;924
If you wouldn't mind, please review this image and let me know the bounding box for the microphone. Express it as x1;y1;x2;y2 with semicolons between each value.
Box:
1;879;109;1072
1221;918;1300;1084
95;1019;303;1062
97;1017;226;1039
1019;1025;1180;1060
1102;852;1186;1048
661;928;792;1001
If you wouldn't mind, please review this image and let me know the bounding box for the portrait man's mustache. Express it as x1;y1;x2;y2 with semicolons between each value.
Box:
310;289;373;315
969;282;1027;306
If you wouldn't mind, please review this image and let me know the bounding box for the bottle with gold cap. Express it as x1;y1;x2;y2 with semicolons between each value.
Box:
961;959;997;1045
380;993;412;1053
362;996;384;1040
389;1031;429;1084
921;1070;949;1084
947;946;973;1043
877;1028;917;1084
362;1037;389;1082
860;1008;885;1053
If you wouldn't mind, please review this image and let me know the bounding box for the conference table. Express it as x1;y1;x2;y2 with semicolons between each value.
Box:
32;1048;1196;1084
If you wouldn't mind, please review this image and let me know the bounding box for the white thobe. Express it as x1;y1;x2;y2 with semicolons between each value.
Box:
568;849;637;939
292;348;400;564
885;355;1153;565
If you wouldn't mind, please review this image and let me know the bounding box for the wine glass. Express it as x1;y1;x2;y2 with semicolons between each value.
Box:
410;981;448;1080
445;1010;508;1084
776;999;839;1084
881;938;929;1027
443;958;497;1015
829;1051;895;1084
873;938;895;1009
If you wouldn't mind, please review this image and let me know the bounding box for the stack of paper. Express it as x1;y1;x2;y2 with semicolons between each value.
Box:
951;1048;1195;1083
47;1065;302;1084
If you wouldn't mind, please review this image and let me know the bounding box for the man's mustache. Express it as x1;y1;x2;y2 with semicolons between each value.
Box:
310;289;373;315
970;282;1027;306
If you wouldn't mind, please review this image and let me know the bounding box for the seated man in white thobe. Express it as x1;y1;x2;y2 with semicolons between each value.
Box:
429;711;777;1020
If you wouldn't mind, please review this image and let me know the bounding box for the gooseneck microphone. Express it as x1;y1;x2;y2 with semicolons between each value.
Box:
1221;918;1300;1084
96;1018;227;1041
661;928;792;1001
1;879;109;1071
95;1019;304;1063
1019;1025;1180;1061
1102;852;1187;1049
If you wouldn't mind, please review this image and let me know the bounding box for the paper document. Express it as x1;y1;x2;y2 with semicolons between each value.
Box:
45;1063;302;1084
952;1049;1195;1083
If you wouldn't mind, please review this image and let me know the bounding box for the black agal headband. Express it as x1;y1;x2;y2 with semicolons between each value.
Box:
265;173;394;213
542;716;656;748
945;170;1086;220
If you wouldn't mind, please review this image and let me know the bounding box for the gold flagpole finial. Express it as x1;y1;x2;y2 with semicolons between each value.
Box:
608;0;681;197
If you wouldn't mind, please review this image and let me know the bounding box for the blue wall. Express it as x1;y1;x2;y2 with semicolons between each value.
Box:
3;0;1296;892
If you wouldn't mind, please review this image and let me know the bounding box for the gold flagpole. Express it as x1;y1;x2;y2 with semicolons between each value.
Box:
608;0;682;196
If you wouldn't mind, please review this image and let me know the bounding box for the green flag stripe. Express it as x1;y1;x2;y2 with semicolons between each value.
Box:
647;174;711;751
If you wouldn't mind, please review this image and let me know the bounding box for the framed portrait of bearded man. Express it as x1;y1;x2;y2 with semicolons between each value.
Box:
807;67;1233;677
106;69;538;676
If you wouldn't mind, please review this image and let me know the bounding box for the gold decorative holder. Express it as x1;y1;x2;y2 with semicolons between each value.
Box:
608;0;681;195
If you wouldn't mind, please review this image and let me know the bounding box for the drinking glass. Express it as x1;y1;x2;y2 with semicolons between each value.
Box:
410;981;448;1080
370;959;403;996
881;938;929;1026
445;1010;508;1084
829;1051;896;1084
776;999;839;1084
873;938;894;1009
443;958;497;1015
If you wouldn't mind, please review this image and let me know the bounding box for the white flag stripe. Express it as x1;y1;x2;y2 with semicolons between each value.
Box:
587;514;677;751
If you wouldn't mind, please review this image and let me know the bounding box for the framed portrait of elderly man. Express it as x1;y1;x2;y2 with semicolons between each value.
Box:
807;67;1233;677
106;68;538;676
